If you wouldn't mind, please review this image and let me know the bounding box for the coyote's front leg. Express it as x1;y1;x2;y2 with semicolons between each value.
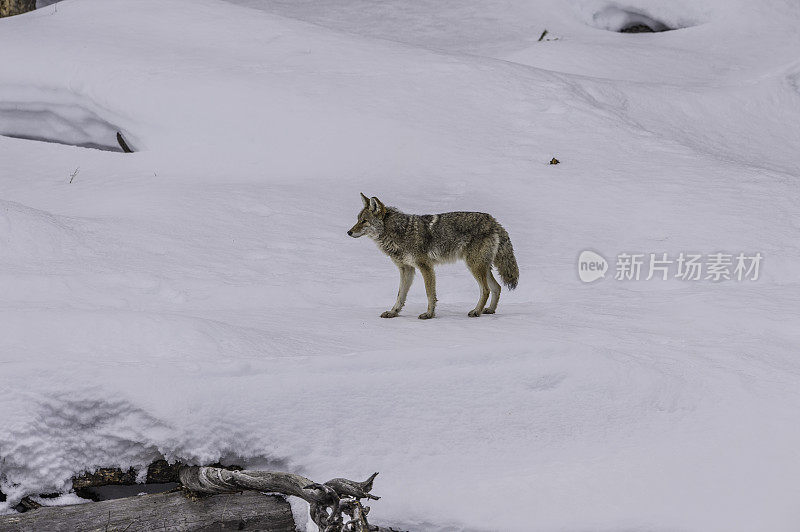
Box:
381;265;415;318
417;263;437;319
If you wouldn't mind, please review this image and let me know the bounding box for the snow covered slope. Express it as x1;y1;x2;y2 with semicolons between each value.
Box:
1;0;800;530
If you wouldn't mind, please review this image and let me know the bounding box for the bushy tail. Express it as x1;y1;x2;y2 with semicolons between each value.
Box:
494;226;519;289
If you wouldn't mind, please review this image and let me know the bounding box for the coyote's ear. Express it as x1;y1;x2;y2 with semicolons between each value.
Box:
360;192;370;209
370;196;386;217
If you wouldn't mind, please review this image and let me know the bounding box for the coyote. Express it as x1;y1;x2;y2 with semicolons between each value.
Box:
348;193;519;319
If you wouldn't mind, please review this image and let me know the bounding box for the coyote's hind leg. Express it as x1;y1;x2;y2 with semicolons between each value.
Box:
467;262;491;317
483;270;501;314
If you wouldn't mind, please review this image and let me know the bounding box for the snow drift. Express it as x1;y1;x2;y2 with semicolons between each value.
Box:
1;0;800;530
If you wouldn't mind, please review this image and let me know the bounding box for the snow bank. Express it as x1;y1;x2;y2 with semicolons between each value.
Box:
0;89;127;151
1;0;800;530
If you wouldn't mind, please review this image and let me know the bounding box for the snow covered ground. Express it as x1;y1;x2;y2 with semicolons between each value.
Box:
1;0;800;530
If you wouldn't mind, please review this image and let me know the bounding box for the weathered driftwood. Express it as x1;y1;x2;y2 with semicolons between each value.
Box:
0;490;295;532
180;466;383;532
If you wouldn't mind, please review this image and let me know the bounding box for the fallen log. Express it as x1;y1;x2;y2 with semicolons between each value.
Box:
1;464;399;531
0;490;295;531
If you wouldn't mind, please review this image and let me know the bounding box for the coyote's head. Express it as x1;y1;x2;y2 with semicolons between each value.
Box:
348;193;386;239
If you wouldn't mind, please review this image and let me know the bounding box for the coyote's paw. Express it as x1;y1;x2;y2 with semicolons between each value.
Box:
468;309;483;317
482;308;495;314
418;312;435;320
380;310;398;318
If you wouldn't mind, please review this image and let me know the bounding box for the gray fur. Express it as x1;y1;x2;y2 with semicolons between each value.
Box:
348;194;519;318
